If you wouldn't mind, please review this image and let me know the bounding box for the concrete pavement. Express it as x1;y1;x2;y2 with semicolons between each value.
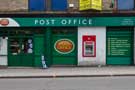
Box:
1;66;135;78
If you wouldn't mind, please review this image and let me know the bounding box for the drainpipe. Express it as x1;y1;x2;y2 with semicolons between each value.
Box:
113;0;117;13
134;0;135;10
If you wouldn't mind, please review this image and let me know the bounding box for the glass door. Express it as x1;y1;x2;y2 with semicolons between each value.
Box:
21;37;34;66
8;36;34;67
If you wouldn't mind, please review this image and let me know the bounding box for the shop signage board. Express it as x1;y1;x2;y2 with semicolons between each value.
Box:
1;17;135;27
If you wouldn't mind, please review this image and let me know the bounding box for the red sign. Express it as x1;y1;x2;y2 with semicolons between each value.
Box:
55;39;74;54
82;35;96;57
0;19;9;26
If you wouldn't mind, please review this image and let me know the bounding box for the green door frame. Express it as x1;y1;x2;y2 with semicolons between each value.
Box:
34;34;46;67
45;28;52;67
33;28;52;67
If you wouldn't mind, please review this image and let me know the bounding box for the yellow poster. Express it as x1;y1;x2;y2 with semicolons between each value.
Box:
91;0;102;10
79;0;102;11
79;0;91;10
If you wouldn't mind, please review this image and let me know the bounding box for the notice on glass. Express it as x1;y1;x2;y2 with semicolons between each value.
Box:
107;37;131;56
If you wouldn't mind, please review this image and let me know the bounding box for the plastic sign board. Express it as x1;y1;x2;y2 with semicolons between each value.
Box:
82;35;96;57
54;39;75;54
91;0;102;10
0;19;9;26
79;0;102;11
79;0;91;10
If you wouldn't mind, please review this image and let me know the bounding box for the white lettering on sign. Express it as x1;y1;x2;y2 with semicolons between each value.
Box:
82;19;87;25
35;19;56;25
61;19;67;25
35;19;92;26
89;19;92;25
61;19;92;25
73;19;77;24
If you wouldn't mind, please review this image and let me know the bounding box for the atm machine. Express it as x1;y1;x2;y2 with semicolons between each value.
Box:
0;37;8;66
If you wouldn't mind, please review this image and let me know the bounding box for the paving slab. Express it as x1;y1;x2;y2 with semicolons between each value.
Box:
0;66;135;78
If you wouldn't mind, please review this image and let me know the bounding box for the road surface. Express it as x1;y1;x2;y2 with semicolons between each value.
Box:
0;76;135;90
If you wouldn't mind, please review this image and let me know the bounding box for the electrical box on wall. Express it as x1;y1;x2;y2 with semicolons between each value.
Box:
29;0;46;11
51;0;67;11
69;4;74;8
117;0;134;10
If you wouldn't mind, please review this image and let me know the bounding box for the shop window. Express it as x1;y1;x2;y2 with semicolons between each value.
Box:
10;38;33;55
10;39;20;55
29;0;46;11
22;38;33;54
51;0;67;11
117;0;134;10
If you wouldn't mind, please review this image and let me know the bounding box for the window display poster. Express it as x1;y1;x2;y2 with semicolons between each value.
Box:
82;35;96;57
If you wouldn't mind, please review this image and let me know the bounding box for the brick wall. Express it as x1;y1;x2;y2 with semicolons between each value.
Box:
0;0;115;12
67;0;79;11
102;0;113;10
67;0;114;11
0;0;28;11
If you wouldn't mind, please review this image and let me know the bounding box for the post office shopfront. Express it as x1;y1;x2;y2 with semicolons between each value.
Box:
0;16;135;67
